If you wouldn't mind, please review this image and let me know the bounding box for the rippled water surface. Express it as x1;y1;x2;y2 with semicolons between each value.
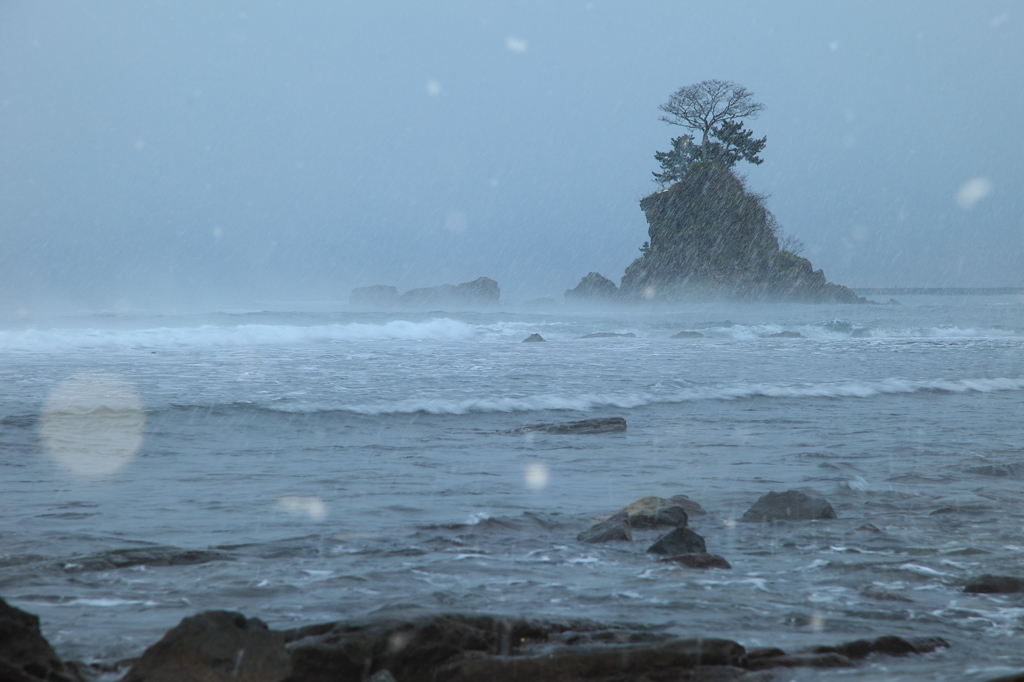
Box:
2;295;1023;680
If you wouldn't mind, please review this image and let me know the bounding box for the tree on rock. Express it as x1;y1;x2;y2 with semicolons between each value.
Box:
654;80;766;186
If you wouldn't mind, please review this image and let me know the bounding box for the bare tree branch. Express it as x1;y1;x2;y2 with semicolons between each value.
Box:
659;79;765;147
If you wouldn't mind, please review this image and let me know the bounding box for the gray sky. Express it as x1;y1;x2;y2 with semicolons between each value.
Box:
1;1;1021;311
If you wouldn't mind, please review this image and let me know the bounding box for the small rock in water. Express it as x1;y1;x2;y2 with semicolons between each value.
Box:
671;330;704;338
514;417;626;435
856;523;883;533
646;527;706;555
966;463;1019;477
766;330;804;338
579;332;636;338
659;553;731;569
620;496;688;529
577;511;632;543
741;490;836;522
522;333;545;342
367;670;398;682
122;611;292;682
669;494;707;516
963;574;1024;594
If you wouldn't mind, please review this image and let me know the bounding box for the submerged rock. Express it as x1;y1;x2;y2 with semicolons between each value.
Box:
646;527;706;555
0;597;74;682
669;494;708;516
123;611;292;682
766;330;804;338
565;272;619;301
59;546;230;573
579;332;636;338
620;496;688;529
671;330;704;338
658;553;731;569
577;511;632;543
522;334;546;342
964;575;1024;594
514;417;626;434
741;490;837;522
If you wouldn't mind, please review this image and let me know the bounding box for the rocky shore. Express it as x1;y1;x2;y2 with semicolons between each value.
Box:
7;468;1024;682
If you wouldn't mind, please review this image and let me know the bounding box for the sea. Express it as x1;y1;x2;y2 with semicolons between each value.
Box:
2;294;1023;680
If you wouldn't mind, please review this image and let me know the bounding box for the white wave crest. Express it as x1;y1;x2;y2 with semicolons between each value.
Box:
0;319;476;352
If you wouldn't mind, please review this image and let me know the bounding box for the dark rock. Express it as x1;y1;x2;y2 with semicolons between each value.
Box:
964;575;1024;594
122;611;291;682
0;597;74;682
646;527;706;555
659;553;731;569
813;635;949;660
741;490;836;522
577;511;632;543
671;330;704;338
856;523;882;533
349;285;398;307
522;334;545;343
619;496;688;529
620;164;865;304
59;546;230;573
745;652;854;670
766;331;804;338
579;332;636;338
669;494;708;516
565;272;619;301
984;673;1024;682
399;277;500;307
930;506;959;515
514;417;626;434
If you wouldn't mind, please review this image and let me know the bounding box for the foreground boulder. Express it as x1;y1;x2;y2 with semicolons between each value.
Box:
619;496;688;529
741;490;837;522
646;527;707;555
122;611;291;682
0;598;74;682
577;511;632;543
964;575;1024;594
564;272;619;301
399;277;500;307
514;417;626;435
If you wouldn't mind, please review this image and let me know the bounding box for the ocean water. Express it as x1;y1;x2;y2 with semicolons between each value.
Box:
2;295;1023;680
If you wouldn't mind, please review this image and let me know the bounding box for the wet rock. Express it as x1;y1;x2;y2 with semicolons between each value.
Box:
741;490;836;522
349;285;398;307
984;672;1024;682
579;332;636;338
400;277;500;307
766;331;804;338
577;511;632;543
646;527;706;555
565;272;619;301
671;330;704;338
669;493;708;516
620;496;688;529
366;670;397;682
522;333;545;342
745;652;854;670
964;575;1024;594
659;553;731;569
0;597;75;682
122;611;291;682
856;523;883;533
514;417;626;434
59;546;230;573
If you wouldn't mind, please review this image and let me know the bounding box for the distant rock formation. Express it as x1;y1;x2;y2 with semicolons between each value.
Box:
350;278;499;308
350;285;399;307
620;163;864;303
565;272;619;301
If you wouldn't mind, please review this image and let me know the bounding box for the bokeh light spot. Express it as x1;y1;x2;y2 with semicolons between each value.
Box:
275;495;328;520
40;373;146;477
525;463;549;490
956;177;993;209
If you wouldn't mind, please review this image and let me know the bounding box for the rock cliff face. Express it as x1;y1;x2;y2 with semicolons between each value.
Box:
620;163;863;303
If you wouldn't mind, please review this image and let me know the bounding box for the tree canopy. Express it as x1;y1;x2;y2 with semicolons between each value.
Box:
653;80;766;186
